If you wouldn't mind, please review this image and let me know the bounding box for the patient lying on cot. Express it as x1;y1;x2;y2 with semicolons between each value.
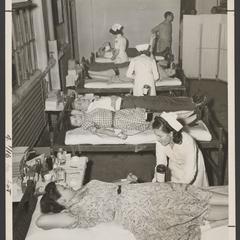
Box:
87;61;175;84
37;180;228;240
70;108;153;139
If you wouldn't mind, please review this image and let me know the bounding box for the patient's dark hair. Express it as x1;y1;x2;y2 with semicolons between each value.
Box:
40;182;65;214
152;116;182;144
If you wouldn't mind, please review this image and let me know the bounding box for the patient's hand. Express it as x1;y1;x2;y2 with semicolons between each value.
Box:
95;128;127;139
117;132;128;140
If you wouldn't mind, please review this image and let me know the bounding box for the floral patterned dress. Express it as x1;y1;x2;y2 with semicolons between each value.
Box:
66;180;212;240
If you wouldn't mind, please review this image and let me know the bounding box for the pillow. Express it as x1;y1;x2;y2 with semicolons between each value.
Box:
183;120;212;141
87;98;115;112
87;96;122;112
174;110;197;125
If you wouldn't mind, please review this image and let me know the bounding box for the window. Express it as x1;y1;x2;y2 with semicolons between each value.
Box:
12;1;38;90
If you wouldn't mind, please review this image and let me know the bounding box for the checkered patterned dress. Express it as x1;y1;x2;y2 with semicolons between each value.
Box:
80;108;151;132
114;108;151;132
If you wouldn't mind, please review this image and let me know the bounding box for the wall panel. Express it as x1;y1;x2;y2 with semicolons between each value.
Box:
182;14;227;82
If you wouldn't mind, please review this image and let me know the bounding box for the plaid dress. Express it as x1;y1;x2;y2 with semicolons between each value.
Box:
80;108;151;133
114;108;151;132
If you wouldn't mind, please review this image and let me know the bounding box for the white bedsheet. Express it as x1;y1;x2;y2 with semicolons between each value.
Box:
26;198;228;240
65;120;212;145
84;77;181;89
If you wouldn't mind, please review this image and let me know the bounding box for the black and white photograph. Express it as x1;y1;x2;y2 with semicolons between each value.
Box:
8;0;235;240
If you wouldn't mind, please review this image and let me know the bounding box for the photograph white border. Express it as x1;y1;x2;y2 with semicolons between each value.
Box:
5;0;236;239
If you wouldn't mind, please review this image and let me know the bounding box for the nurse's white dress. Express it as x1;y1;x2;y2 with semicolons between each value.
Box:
154;132;209;187
126;54;159;96
114;35;129;64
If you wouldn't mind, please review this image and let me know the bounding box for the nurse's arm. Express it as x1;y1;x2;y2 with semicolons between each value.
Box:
111;49;120;60
155;142;168;166
153;142;168;182
126;60;135;78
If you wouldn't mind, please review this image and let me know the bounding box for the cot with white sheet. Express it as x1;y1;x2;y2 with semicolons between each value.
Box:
50;95;225;186
13;180;228;240
76;51;187;96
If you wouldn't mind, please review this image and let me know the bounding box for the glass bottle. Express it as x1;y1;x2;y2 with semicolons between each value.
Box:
156;164;166;182
57;148;66;164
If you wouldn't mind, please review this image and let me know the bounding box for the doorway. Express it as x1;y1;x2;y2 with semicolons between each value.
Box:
181;0;196;16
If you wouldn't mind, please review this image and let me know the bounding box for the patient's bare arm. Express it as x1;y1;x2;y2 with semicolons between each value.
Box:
95;128;127;139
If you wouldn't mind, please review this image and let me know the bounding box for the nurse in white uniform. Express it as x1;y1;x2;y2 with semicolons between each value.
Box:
152;112;209;187
109;23;129;64
126;44;159;96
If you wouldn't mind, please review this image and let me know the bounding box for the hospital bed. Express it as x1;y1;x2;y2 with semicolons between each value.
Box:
13;180;228;240
50;95;225;186
75;51;187;96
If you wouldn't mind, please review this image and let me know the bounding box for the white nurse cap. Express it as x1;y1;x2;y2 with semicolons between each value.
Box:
160;112;183;132
111;23;122;31
136;44;150;52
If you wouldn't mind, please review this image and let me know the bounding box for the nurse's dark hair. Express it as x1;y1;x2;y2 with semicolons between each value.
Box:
152;116;182;144
109;26;124;35
40;181;66;214
164;11;173;19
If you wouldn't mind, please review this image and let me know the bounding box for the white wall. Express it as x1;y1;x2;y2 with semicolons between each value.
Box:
196;0;218;14
76;0;180;62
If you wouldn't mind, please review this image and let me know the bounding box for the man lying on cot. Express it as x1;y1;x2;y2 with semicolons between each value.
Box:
37;180;228;240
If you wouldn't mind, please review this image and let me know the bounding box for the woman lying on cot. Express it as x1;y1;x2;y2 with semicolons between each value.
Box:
70;107;153;139
69;94;206;140
37;180;228;240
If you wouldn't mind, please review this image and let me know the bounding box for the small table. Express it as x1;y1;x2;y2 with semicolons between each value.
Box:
45;102;64;132
12;149;88;202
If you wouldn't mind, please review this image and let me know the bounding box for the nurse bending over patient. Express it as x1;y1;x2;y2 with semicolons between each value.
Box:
126;43;159;96
37;180;228;240
152;112;209;187
97;23;129;64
